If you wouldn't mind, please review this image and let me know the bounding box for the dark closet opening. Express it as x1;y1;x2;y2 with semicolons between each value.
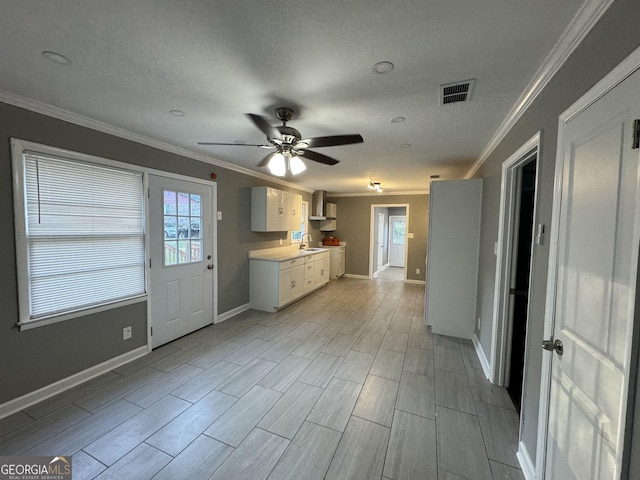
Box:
507;159;536;412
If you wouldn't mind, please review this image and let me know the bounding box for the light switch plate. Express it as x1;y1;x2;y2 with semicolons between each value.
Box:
407;233;414;238
217;211;222;221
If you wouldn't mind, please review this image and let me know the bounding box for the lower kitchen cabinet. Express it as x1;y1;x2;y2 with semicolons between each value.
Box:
250;251;330;312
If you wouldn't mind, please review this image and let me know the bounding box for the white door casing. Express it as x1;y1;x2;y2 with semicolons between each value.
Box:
149;175;215;348
377;212;385;272
540;67;640;479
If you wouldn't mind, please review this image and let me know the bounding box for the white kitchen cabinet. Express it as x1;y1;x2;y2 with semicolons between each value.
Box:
425;179;482;339
327;245;346;279
303;256;315;292
313;253;330;287
279;191;293;231
292;193;303;231
251;187;301;232
250;250;330;312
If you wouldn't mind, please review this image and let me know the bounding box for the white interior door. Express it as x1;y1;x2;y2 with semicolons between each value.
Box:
149;175;214;348
388;215;406;267
377;212;385;271
542;68;640;479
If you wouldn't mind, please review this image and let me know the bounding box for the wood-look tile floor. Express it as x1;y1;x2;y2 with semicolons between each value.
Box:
0;278;524;480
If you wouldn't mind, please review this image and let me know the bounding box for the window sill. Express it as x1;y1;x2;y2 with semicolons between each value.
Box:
18;295;148;331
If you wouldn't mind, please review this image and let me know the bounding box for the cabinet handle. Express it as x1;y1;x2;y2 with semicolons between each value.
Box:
291;280;296;288
321;269;324;275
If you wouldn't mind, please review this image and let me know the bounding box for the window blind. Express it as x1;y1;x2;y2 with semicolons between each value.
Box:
23;152;146;320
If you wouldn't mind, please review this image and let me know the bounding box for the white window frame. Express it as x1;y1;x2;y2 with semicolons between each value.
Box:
291;200;309;245
11;138;148;331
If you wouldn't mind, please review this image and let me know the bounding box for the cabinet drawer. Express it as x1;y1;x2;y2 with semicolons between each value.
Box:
305;263;314;279
279;258;303;270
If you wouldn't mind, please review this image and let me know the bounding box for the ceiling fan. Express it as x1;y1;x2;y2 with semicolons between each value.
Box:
198;107;363;176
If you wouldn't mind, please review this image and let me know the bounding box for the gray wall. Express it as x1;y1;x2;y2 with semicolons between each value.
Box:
329;195;428;281
471;0;640;463
0;102;317;403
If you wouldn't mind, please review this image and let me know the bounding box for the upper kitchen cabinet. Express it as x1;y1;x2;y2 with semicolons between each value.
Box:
251;186;301;232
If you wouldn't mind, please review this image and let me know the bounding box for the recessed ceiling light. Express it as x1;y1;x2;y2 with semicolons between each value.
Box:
401;143;412;148
169;109;185;117
41;51;72;66
372;61;394;75
390;116;406;123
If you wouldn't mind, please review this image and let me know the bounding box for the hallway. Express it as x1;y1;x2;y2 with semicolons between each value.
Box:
0;277;523;479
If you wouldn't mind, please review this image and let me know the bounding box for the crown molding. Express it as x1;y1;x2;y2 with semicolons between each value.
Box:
329;190;429;197
465;0;614;179
0;91;314;193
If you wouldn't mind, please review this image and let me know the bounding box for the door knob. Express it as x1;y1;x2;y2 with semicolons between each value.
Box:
541;338;563;355
207;264;214;270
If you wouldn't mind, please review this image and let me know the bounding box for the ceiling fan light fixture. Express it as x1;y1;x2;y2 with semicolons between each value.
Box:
268;153;286;177
289;156;306;175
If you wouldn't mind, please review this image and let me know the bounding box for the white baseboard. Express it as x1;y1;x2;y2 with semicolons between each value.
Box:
472;333;491;379
344;274;370;280
517;441;537;480
404;279;426;285
0;345;148;420
217;302;251;323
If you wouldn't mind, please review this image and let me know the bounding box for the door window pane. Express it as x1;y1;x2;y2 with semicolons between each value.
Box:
392;221;406;245
163;190;203;266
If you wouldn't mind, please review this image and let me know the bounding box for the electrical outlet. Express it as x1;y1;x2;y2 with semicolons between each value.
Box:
415;268;420;274
123;326;132;340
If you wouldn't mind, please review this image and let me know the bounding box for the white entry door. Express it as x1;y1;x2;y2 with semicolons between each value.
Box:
388;215;406;267
149;175;215;348
542;68;640;478
377;212;385;271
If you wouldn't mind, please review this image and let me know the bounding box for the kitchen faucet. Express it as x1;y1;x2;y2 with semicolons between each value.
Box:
300;233;313;249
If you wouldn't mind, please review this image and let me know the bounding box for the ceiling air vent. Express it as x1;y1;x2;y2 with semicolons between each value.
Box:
440;79;475;105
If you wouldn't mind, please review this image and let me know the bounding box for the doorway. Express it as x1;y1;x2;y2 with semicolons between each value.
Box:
505;159;536;410
369;204;410;280
490;132;540;405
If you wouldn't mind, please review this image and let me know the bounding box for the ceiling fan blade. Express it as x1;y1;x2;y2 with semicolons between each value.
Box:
246;113;282;141
197;142;273;148
300;149;340;166
257;152;277;167
300;134;363;148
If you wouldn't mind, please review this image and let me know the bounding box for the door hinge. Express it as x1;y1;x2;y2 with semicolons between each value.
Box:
149;258;152;268
148;188;150;198
633;119;640;149
150;326;153;336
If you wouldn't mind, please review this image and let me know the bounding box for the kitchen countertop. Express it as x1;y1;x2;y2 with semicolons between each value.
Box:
248;247;330;262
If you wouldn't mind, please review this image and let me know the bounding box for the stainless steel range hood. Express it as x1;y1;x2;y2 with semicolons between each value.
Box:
309;190;336;220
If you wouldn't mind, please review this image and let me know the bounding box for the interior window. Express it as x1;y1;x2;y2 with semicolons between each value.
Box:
12;140;146;328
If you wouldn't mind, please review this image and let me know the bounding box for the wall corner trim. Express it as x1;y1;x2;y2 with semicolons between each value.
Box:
464;0;614;179
0;345;148;420
472;333;492;380
517;441;538;480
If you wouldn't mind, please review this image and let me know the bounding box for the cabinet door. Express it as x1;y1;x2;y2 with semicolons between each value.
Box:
338;252;345;275
290;264;305;299
267;187;282;231
279;191;293;231
314;257;330;286
278;268;292;306
292;194;303;232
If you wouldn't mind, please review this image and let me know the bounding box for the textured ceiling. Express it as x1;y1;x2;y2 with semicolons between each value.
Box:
0;0;587;193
